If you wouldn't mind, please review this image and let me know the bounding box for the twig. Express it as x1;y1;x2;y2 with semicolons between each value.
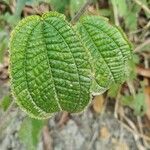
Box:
118;120;150;142
42;125;53;150
119;111;146;150
144;56;149;69
114;92;121;118
87;123;99;150
144;21;150;30
141;54;150;148
134;39;150;53
0;101;16;130
143;56;150;118
101;95;108;115
136;66;150;78
57;112;69;127
127;80;150;148
129;21;150;35
126;81;146;150
118;107;124;141
137;116;150;148
127;81;136;97
112;1;120;26
132;0;150;14
71;0;92;24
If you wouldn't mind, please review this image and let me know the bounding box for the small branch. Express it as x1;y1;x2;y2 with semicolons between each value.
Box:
101;95;108;115
134;39;150;53
0;101;16;130
42;125;53;150
144;21;150;29
141;53;150;148
119;110;148;149
118;120;150;142
136;66;150;78
127;81;136;97
129;21;150;35
112;1;120;26
57;112;69;127
71;0;92;24
132;0;150;14
87;122;99;150
137;116;150;148
126;81;150;149
114;92;121;118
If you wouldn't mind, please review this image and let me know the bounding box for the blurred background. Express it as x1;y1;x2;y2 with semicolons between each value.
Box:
0;0;150;150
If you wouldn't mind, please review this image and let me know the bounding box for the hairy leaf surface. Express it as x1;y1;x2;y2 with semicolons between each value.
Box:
75;16;132;94
9;12;91;119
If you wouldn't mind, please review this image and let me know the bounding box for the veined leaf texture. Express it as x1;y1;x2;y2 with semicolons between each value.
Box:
75;16;132;94
10;12;132;119
10;12;92;119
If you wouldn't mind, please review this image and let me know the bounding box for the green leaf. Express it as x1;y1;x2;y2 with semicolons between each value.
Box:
9;12;91;119
121;92;146;116
99;9;112;18
111;0;128;17
127;54;139;80
70;0;86;18
0;30;8;62
6;0;28;26
75;16;132;94
18;117;44;150
0;95;12;111
124;3;140;30
14;0;28;19
110;0;149;30
108;84;121;98
50;0;70;14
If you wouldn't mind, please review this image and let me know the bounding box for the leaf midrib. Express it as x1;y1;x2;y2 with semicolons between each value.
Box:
86;22;125;60
23;21;48;115
44;19;82;111
41;21;62;111
81;23;124;83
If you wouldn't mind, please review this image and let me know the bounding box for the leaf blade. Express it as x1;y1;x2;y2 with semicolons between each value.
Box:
9;12;91;119
75;16;132;94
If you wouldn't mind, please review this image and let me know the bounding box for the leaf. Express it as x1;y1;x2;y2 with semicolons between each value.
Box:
14;0;28;19
99;9;112;18
121;92;146;116
18;117;44;150
6;0;28;26
124;3;140;30
75;16;132;94
92;95;104;113
70;0;86;18
0;30;8;62
110;0;148;30
108;83;121;98
50;0;70;14
0;94;12;111
111;0;127;17
127;54;138;80
9;12;91;119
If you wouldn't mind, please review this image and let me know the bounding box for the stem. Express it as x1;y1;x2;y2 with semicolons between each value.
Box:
71;0;92;24
0;101;16;131
134;39;150;53
112;1;120;26
132;0;150;14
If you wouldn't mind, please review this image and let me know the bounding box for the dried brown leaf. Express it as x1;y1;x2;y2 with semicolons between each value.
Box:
93;95;104;113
